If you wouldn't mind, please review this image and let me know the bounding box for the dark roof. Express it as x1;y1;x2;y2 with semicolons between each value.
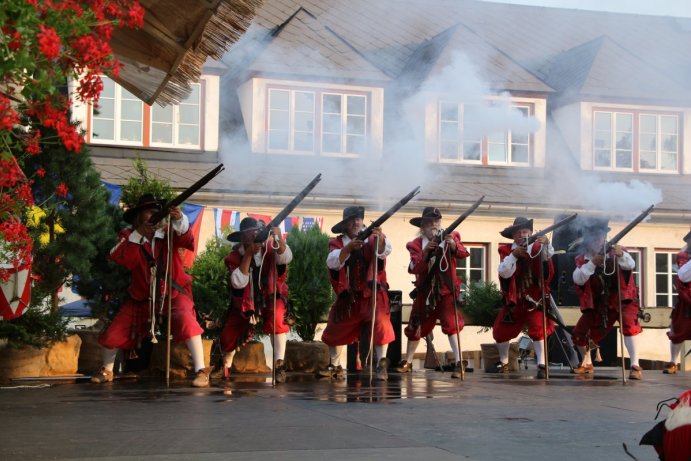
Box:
91;1;691;222
247;8;390;83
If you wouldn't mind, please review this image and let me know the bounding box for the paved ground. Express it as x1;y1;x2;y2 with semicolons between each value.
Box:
0;367;688;461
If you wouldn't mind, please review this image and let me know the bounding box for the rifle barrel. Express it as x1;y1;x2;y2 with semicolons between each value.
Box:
254;173;322;242
149;164;225;224
357;186;421;240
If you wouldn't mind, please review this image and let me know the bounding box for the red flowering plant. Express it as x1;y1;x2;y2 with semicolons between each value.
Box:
0;1;144;284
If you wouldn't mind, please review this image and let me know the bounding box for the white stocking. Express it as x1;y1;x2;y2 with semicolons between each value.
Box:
272;333;287;361
497;341;510;364
185;336;206;372
405;340;420;364
102;348;118;372
448;334;461;363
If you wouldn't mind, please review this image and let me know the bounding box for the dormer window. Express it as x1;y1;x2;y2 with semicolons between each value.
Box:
438;101;533;165
267;87;369;156
593;109;679;172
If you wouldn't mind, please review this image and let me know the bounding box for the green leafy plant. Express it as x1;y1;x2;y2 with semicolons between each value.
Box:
120;157;174;207
461;280;503;332
189;236;232;339
286;226;334;341
0;307;68;349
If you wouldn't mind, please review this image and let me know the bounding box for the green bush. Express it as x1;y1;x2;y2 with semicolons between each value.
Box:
286;226;334;341
0;307;68;349
189;237;231;339
461;280;503;332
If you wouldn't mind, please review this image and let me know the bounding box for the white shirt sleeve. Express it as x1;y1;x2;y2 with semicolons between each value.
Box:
617;251;635;271
171;213;189;235
275;245;293;265
498;252;518;279
573;260;597;286
327;249;345;271
541;242;554;261
375;237;392;259
678;258;691;283
231;267;249;289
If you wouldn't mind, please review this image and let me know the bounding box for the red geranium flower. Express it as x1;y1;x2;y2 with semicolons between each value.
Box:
37;25;61;60
55;182;69;199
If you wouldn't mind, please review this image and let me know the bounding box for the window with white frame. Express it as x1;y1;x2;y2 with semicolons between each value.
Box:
655;251;678;307
439;102;531;165
266;88;368;156
593;110;680;172
151;84;201;148
322;93;367;155
627;248;643;302
639;114;679;172
91;77;143;144
456;244;487;285
268;89;315;152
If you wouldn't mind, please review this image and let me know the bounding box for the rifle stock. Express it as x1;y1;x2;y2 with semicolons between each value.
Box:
254;173;322;242
149;164;225;225
356;186;421;241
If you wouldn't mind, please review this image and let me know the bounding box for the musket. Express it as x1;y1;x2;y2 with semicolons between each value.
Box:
150;164;225;225
254;173;322;243
413;196;486;297
526;213;578;245
425;195;485;261
356;186;421;241
604;205;654;253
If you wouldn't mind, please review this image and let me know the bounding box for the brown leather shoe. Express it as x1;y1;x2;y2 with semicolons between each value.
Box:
275;359;287;384
192;366;212;387
629;365;642;380
663;362;678;374
90;367;114;384
494;361;509;374
395;360;412;373
375;358;389;381
571;364;594;375
536;364;546;379
451;361;467;379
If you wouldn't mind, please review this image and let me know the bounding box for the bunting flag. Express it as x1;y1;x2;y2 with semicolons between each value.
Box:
280;216;299;239
181;203;204;268
247;213;272;226
301;217;324;231
214;208;241;239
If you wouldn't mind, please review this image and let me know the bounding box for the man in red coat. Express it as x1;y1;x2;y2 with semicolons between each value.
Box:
395;207;469;378
571;219;644;379
318;206;394;381
91;194;210;387
664;230;691;374
493;217;554;378
219;217;292;383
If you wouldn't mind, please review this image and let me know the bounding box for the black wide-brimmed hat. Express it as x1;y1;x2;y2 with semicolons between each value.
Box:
500;217;533;239
410;207;442;227
123;193;164;224
580;217;611;239
227;217;264;242
331;206;365;234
